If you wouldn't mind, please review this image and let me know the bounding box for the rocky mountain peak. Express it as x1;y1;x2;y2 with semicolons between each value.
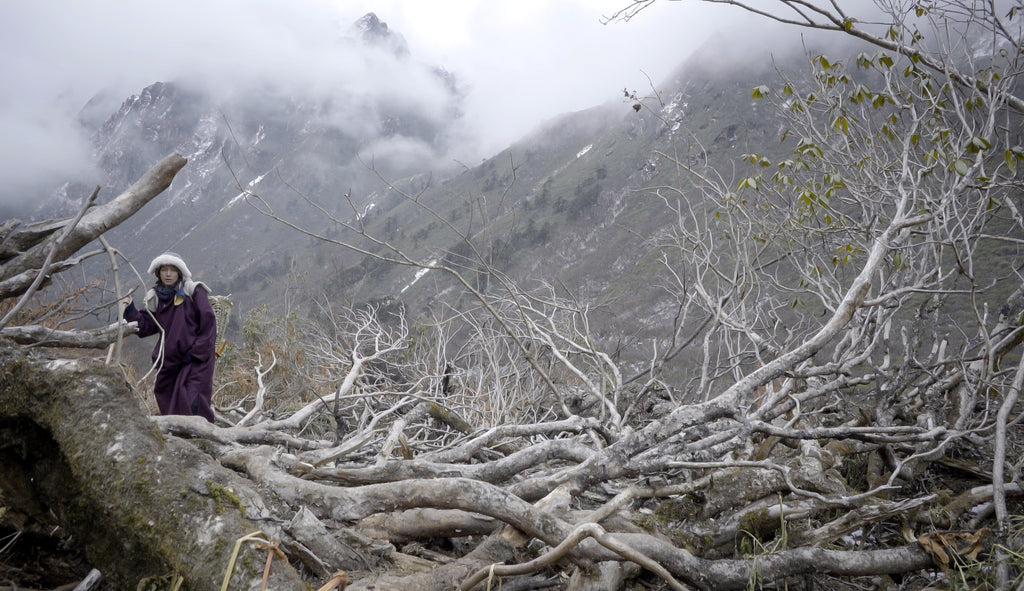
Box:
352;12;409;57
54;10;468;294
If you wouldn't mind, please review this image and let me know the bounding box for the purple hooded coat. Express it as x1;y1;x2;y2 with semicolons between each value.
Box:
124;255;217;422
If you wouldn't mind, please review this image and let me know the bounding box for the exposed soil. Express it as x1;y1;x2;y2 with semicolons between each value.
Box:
0;526;113;591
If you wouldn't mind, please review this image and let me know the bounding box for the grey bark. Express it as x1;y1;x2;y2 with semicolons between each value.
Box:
0;153;187;300
566;562;640;591
0;321;137;348
0;218;68;262
0;342;306;591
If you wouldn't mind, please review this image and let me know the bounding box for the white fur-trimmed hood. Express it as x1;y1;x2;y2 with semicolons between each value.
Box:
143;252;209;312
148;252;192;281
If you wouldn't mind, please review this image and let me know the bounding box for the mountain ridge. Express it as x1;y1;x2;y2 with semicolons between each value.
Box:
48;18;827;349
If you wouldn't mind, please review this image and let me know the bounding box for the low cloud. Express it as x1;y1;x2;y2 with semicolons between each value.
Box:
0;0;739;211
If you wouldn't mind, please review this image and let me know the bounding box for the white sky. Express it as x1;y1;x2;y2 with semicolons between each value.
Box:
347;0;733;143
0;0;739;207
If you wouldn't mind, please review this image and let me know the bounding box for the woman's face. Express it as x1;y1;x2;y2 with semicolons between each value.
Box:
159;265;180;287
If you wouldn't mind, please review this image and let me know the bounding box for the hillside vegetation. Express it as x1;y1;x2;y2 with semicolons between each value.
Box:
3;3;1024;591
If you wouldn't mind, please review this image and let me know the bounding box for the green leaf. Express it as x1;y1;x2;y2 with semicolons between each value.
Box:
738;177;758;190
953;159;970;175
795;138;823;158
966;136;991;154
752;85;770;99
849;83;871;103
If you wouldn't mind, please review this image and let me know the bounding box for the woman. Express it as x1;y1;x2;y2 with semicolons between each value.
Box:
123;252;217;422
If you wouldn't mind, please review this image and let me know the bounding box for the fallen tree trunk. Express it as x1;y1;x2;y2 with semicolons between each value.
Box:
0;218;68;263
0;338;946;591
0;341;306;590
0;153;187;300
0;320;137;348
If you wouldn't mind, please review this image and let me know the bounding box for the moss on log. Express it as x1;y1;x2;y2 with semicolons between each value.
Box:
0;341;305;590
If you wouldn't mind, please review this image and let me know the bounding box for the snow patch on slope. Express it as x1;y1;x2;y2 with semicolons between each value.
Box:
224;173;268;210
400;260;436;293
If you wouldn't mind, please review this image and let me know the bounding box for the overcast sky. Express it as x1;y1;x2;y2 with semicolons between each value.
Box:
0;0;743;208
